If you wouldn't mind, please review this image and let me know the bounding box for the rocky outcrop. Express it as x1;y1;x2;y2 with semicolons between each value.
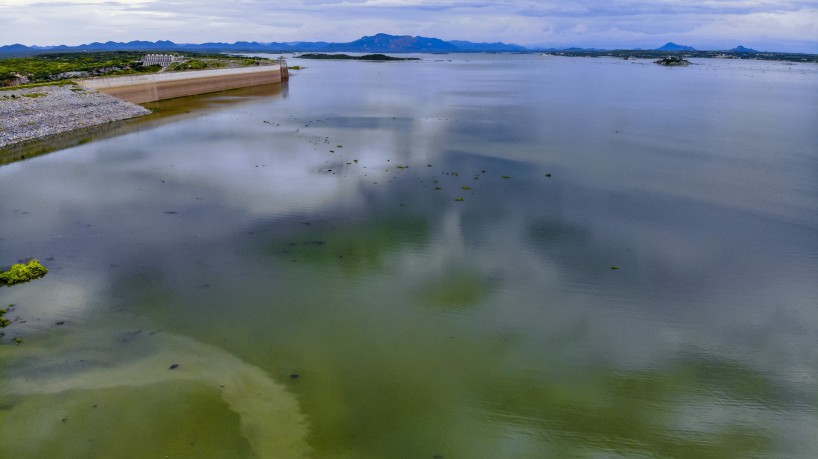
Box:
655;56;691;66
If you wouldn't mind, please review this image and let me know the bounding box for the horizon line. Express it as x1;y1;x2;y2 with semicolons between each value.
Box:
1;36;816;55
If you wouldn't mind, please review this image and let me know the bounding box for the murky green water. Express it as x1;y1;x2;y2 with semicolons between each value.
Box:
2;54;817;458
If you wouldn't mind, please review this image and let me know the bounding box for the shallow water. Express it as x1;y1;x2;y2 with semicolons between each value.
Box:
1;54;817;458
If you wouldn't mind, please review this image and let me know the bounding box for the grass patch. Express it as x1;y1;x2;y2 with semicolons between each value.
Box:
1;80;77;91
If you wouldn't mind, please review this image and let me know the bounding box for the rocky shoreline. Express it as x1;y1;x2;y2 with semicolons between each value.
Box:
0;85;150;150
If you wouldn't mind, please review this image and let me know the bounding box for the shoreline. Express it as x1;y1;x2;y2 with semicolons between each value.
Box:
0;85;150;151
1;66;289;154
0;80;287;165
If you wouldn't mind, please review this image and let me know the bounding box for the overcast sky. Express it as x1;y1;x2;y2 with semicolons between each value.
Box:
1;0;816;52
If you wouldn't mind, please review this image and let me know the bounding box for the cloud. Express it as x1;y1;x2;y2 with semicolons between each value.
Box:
1;0;816;52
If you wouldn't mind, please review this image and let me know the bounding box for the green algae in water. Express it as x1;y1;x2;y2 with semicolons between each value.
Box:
0;327;312;458
268;217;427;273
416;269;491;309
477;355;777;457
0;381;254;458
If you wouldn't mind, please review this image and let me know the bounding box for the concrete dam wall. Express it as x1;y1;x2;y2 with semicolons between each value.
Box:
78;65;288;104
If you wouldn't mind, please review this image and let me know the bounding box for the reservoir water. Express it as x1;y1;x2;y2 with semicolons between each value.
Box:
1;54;817;458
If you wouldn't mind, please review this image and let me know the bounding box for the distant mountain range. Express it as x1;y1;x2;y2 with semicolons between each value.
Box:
0;34;763;55
655;42;760;53
0;34;525;54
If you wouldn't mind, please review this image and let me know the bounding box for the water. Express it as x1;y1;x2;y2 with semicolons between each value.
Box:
1;54;817;458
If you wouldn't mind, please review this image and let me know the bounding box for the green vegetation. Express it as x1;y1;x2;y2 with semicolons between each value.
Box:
655;56;690;66
21;92;47;98
298;53;420;61
0;51;160;86
0;52;274;88
0;259;49;286
0;80;77;92
167;59;213;71
0;308;10;328
0;259;47;343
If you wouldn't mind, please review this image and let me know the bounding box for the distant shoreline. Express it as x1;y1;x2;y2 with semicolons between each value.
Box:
539;48;818;63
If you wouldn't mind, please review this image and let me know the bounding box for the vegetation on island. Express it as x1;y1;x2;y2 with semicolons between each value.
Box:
0;52;274;88
298;53;420;61
0;259;49;287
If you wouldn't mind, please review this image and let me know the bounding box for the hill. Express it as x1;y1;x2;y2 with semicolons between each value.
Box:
731;45;758;53
656;42;696;51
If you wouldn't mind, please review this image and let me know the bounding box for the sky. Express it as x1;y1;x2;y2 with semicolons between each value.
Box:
1;0;816;53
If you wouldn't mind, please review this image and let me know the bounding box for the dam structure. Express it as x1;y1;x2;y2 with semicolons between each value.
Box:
78;60;289;104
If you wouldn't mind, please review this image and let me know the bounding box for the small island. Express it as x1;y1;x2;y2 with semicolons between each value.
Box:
298;53;419;61
655;56;691;66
